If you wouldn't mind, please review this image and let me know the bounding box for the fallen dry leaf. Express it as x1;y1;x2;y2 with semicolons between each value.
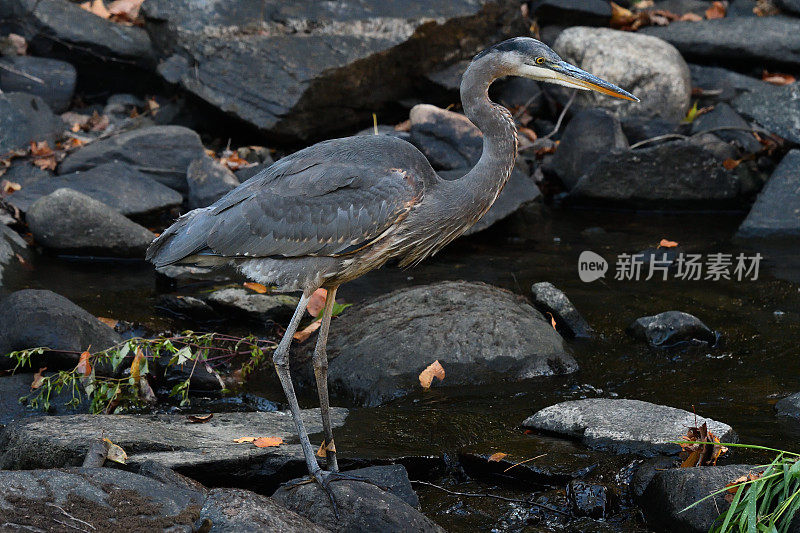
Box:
233;437;257;443
394;119;411;132
679;421;728;467
762;70;796;86
1;179;21;195
108;0;144;19
103;438;127;464
243;281;267;294
220;151;249;171
753;0;780;16
679;12;703;21
658;239;679;248
96;316;118;328
30;367;47;389
307;288;327;317
76;349;92;377
316;439;336;457
488;452;508;462
723;158;742;170
7;34;27;55
705;1;726;19
419;360;445;389
81;0;111;19
130;346;144;382
253;437;284;448
186;414;214;424
546;312;557;330
293;319;321;343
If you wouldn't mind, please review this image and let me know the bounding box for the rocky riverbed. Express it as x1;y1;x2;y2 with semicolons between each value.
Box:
1;0;800;532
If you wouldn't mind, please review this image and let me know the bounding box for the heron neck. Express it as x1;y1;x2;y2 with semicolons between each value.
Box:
455;58;518;216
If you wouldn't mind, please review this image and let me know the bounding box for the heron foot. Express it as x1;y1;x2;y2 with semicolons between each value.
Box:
281;470;389;520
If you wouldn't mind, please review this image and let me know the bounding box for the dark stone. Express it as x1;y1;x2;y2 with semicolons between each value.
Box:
0;92;64;153
0;289;122;367
689;64;769;105
0;468;204;532
205;288;300;325
567;480;615;519
2;161;51;186
490;77;544;115
142;0;525;142
777;0;800;15
567;141;741;209
737;151;800;240
619;115;677;145
186;155;240;209
691;103;761;153
0;0;155;67
630;456;678;499
639;464;762;533
627;311;718;348
425;59;471;93
27;188;155;257
523;398;736;456
733;82;800;145
0;372;89;427
0;409;348;490
544;108;628;191
297;281;577;407
58;126;207;192
272;465;443;533
640;16;800;71
7;162;183;216
137;460;209;498
689;132;739;162
530;0;612;26
775;392;800;418
530;282;593;338
199;488;329;533
0;56;76;112
155;294;221;322
159;353;225;393
409;104;482;171
0;224;27;287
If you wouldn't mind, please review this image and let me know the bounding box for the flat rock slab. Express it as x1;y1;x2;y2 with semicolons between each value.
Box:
523;399;736;456
299;281;576;407
736;150;800;240
0;467;204;532
627;311;718;348
0;92;64;153
0;55;76;112
0;409;347;490
206;288;300;324
733;83;800;145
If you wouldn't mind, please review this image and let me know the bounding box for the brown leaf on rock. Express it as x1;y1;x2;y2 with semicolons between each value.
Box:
8;34;27;55
76;349;92;377
243;281;268;294
130;346;144;382
679;421;728;467
488;452;508;462
30;367;47;389
186;414;214;424
103;438;128;464
723;158;742;170
253;437;284;448
307;288;327;317
96;316;118;328
220;152;249;171
679;12;703;21
753;0;780;16
30;141;56;171
293;319;321;343
80;0;111;19
762;70;796;86
233;437;257;443
108;0;144;19
705;1;727;19
419;360;445;389
546;312;557;330
316;439;336;457
724;471;764;502
658;239;679;248
1;180;21;195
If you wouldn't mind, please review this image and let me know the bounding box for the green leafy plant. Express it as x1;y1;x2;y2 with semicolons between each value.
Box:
4;332;276;414
680;442;800;532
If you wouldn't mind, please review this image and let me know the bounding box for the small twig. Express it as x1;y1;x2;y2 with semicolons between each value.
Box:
503;453;547;473
0;62;44;84
411;480;569;515
45;503;95;531
629;126;775;150
542;90;576;140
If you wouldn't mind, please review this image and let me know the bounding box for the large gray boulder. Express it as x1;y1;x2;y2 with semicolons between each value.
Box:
0;56;76;112
737;150;800;241
553;27;690;121
299;281;577;407
0;409;347;489
58;126;207;192
141;0;525;142
733;83;800;145
26;189;155;257
0;92;64;153
523;398;736;456
199;488;330;533
641;16;800;71
7;162;183;216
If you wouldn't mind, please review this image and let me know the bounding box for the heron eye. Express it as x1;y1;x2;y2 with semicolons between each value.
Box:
535;57;545;65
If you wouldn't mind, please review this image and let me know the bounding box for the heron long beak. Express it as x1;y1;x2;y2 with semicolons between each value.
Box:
549;60;639;102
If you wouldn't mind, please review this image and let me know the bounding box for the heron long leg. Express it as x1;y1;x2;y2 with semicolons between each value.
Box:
313;285;339;472
272;291;321;477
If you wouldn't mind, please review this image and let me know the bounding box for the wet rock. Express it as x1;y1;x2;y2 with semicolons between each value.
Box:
2;160;52;186
199;488;329;533
0;56;76;112
27;188;155;257
736;151;800;241
691;103;761;154
627;311;718;348
206;288;300;324
272;465;442;533
639;464;762;533
409;104;482;171
689;132;739;162
567;480;615;519
0;467;204;532
619;115;677;145
641;16;800;71
187;155;240;209
7;162;183;216
733;83;800;145
0;409;348;490
299;281;577;407
0;372;89;427
0;224;27;287
155;294;221;322
58;126;207;192
0;289;122;367
530;282;592;339
543;108;628;191
522;398;736;456
137;460;209;497
775;392;800;419
530;0;612;26
0;92;64;153
777;0;800;15
553;27;691;121
1;0;155;67
142;0;524;142
689;64;769;105
567;141;740;209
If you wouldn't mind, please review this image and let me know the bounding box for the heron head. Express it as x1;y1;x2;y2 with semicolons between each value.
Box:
476;37;639;102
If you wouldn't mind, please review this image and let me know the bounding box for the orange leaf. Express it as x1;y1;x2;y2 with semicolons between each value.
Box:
253;437;283;448
1;179;21;194
658;239;679;248
307;288;327;317
30;367;47;389
293;319;321;342
97;316;118;328
80;0;111;18
108;0;144;18
723;158;742;170
316;439;336;457
186;414;213;423
762;70;796;86
419;360;445;389
546;312;557;330
76;349;92;377
243;281;267;294
610;2;637;28
233;437;257;443
29;141;53;157
130;346;144;382
679;12;703;21
705;1;726;19
488;452;507;462
681;449;702;468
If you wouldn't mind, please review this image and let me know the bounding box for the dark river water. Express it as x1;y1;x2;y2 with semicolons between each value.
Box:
7;204;800;531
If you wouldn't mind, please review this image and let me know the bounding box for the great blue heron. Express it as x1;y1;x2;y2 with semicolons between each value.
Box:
147;37;637;505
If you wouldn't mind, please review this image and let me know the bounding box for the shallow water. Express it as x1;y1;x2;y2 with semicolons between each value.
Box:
6;205;800;531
